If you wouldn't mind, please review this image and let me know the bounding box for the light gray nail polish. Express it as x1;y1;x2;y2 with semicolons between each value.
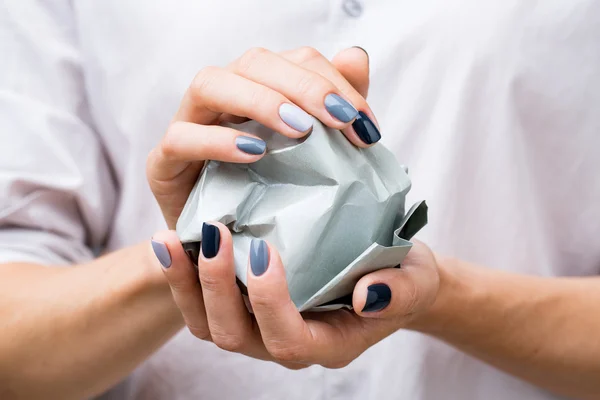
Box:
236;136;266;155
250;239;269;276
324;93;358;123
278;103;313;133
151;240;172;268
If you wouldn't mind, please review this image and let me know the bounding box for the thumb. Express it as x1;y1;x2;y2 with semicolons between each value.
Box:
352;241;440;319
331;47;370;98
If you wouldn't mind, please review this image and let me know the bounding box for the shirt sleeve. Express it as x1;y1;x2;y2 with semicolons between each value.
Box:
0;2;117;265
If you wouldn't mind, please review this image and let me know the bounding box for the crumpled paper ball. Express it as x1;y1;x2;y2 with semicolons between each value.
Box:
177;120;427;311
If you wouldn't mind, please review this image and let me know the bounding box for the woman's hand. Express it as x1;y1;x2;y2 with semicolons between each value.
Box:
151;224;439;369
146;46;434;369
146;46;379;229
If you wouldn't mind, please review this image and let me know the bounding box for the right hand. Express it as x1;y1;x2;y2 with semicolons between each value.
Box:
149;224;438;370
146;46;380;230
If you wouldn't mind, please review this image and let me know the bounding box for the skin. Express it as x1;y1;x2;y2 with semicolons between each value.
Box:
0;47;598;399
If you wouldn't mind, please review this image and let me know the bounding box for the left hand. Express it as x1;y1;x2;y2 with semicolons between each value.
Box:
155;222;439;369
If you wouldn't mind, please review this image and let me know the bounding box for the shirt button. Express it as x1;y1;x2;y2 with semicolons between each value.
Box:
342;0;363;18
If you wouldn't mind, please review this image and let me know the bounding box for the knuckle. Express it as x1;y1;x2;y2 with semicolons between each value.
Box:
190;66;220;103
295;46;322;62
187;325;211;341
236;47;269;74
266;342;307;363
159;121;183;159
295;73;329;99
247;291;274;311
167;277;197;293
211;332;246;353
247;86;270;112
197;270;227;293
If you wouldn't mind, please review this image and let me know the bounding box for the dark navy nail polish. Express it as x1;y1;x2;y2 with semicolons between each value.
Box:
362;283;391;312
352;111;381;145
250;239;269;276
325;93;358;123
236;136;266;155
201;223;220;259
151;240;172;268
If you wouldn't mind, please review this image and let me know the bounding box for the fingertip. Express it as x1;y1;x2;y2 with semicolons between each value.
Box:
245;240;304;346
352;269;396;317
353;262;438;319
200;222;221;260
331;47;370;98
151;238;172;269
350;46;369;66
278;103;315;138
343;110;381;148
151;230;195;272
249;239;270;277
235;135;268;157
199;221;233;262
355;283;392;316
332;47;369;70
151;230;181;268
247;240;287;283
324;92;359;125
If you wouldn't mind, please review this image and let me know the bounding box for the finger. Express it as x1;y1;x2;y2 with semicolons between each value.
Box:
175;66;313;138
146;122;267;220
151;230;210;340
245;240;368;367
353;241;440;319
331;46;370;98
245;240;316;363
197;222;263;356
151;121;266;174
280;46;369;100
281;47;381;147
229;47;359;131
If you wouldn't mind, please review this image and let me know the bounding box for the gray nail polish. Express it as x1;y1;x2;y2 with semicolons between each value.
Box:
278;103;313;133
236;136;266;155
250;239;269;276
324;93;358;123
151;240;172;268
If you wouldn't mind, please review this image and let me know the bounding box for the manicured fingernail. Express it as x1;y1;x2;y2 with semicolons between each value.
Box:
201;223;220;259
151;240;172;268
236;136;266;155
362;283;391;312
352;111;381;144
250;239;269;276
324;93;358;123
278;103;313;133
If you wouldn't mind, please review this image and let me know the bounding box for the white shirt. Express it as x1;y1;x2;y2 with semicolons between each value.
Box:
1;1;599;399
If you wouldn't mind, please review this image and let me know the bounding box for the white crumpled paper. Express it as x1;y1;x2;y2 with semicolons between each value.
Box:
176;120;427;311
